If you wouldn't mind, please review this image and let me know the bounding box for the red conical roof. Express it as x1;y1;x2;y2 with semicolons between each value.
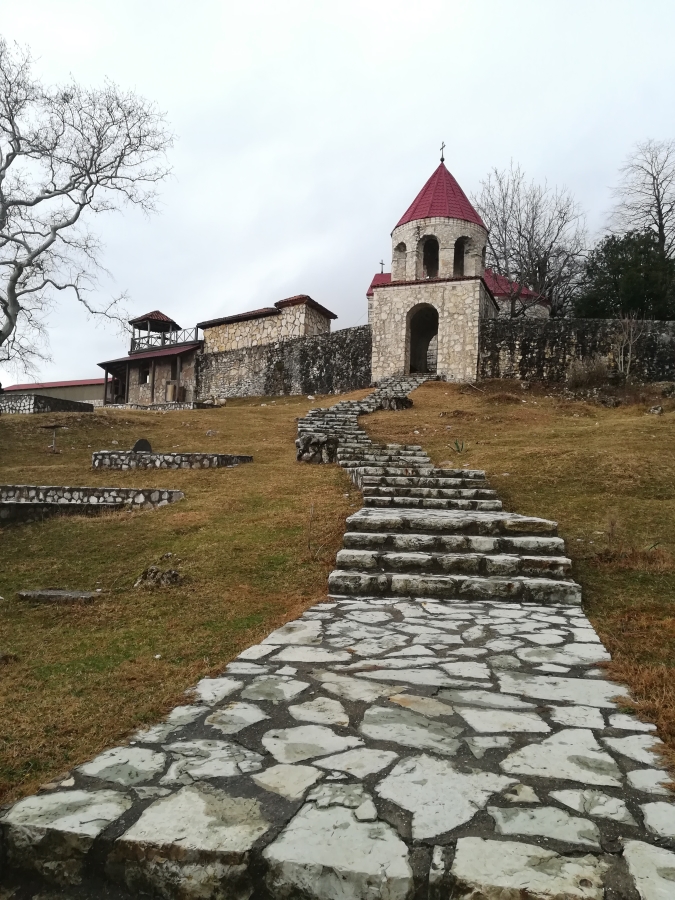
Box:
396;162;485;229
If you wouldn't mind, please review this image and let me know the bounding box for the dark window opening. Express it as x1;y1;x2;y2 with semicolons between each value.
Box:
140;367;150;385
454;237;468;276
423;238;439;279
408;306;439;374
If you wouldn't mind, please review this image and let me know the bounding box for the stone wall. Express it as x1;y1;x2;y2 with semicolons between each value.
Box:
0;394;94;414
196;325;372;399
1;484;184;507
479;318;675;382
370;279;497;383
202;304;331;355
92;451;253;469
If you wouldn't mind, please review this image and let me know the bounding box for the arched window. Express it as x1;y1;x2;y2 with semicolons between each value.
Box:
422;237;439;279
454;237;468;276
407;305;439;374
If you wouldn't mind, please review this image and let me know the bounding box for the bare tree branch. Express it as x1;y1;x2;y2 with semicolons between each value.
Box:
473;161;587;318
611;139;675;256
0;37;173;370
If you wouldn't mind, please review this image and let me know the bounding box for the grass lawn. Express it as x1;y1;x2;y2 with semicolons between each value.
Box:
366;380;675;772
1;379;674;802
0;392;368;802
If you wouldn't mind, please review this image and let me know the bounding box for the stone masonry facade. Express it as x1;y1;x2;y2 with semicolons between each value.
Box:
127;349;198;406
202;301;331;355
391;218;487;282
370;279;497;383
197;325;372;399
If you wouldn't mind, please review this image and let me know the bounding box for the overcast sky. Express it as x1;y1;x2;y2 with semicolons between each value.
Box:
2;0;675;384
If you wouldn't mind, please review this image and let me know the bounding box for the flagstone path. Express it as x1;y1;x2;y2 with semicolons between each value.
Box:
2;377;674;899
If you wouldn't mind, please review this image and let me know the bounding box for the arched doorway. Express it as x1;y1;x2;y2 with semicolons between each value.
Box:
408;305;439;374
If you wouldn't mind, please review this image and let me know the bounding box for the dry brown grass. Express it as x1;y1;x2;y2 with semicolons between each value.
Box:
3;380;675;798
365;379;675;772
0;391;369;801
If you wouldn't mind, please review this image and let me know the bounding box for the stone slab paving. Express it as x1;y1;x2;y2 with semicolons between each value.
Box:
2;376;674;900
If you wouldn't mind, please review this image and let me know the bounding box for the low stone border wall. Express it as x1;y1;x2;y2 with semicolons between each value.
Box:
104;402;198;411
0;394;94;414
92;451;253;470
0;485;184;524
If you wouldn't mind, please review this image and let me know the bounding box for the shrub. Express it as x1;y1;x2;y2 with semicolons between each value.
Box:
566;357;610;390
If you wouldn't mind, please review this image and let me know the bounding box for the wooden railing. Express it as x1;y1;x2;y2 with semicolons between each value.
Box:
130;328;200;353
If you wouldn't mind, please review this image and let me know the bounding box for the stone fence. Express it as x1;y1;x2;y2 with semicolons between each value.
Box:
104;402;198;412
92;451;253;470
196;325;372;399
479;318;675;382
0;485;184;524
0;394;94;414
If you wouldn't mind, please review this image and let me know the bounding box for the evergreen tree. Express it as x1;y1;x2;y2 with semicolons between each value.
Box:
575;230;675;319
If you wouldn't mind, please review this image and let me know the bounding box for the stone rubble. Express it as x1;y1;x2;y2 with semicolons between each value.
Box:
1;374;674;899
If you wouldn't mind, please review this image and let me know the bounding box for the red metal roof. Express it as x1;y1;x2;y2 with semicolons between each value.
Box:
396;162;485;230
366;272;392;297
128;310;181;330
97;342;202;369
4;378;106;391
483;268;546;302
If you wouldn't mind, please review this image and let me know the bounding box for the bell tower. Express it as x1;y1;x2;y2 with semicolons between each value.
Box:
367;154;497;383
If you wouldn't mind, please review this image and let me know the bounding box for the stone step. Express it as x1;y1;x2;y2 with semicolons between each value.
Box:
362;486;499;500
337;448;425;458
327;569;582;604
335;548;573;578
346;507;558;536
298;425;363;433
363;496;503;511
340;457;433;468
339;457;432;465
342;530;567;555
348;467;487;489
351;467;487;479
360;475;492;489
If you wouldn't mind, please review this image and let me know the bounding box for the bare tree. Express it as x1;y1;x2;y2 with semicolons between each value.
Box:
0;39;173;371
616;313;646;377
473;162;587;317
611;139;675;256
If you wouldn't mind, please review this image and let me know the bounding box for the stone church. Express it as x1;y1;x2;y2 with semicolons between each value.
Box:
366;159;498;383
97;160;549;406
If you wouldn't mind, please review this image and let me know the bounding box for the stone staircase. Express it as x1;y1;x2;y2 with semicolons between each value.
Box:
295;375;581;609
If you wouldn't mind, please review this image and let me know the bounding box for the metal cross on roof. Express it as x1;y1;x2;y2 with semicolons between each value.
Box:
440;141;446;163
379;259;385;273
